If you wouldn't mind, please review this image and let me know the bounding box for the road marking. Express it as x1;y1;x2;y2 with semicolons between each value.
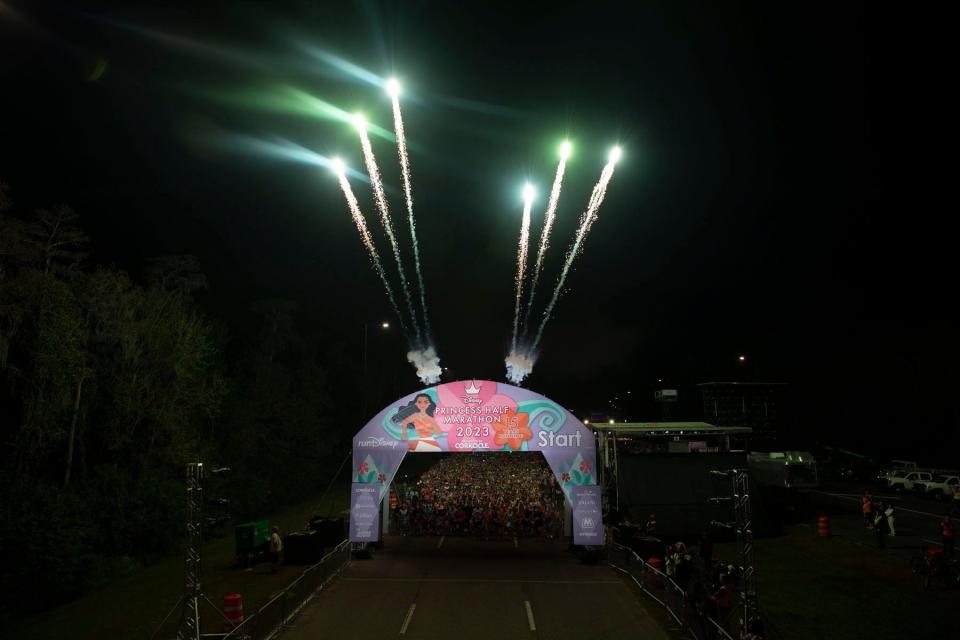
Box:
400;604;416;635
815;491;952;519
514;536;518;548
524;600;536;631
345;577;622;584
437;535;445;549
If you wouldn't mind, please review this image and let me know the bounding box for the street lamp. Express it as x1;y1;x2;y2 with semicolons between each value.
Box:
738;354;759;382
363;321;390;417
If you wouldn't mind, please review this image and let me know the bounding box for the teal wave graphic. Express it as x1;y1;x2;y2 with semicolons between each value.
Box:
519;401;565;432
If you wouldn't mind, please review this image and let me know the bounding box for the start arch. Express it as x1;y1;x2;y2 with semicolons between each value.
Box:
349;380;603;545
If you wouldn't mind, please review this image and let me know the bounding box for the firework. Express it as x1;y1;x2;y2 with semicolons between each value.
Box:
521;140;571;340
330;159;407;337
355;114;423;346
511;184;536;353
530;147;621;354
386;79;433;342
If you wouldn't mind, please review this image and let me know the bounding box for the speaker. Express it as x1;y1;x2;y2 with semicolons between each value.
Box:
284;530;323;564
310;517;346;547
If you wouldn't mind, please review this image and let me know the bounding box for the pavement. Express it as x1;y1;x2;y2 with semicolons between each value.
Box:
810;486;958;558
281;535;673;640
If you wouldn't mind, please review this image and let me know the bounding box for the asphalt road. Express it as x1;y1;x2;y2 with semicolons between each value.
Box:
812;483;958;553
282;535;672;640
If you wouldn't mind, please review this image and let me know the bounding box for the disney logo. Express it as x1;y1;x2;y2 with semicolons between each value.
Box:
357;437;398;448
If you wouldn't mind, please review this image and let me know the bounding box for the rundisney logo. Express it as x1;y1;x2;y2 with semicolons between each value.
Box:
358;437;399;448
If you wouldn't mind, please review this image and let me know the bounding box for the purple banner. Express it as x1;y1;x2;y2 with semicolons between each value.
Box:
572;485;604;545
350;483;382;542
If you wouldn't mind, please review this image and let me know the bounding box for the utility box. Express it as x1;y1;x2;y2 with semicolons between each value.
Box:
235;519;270;566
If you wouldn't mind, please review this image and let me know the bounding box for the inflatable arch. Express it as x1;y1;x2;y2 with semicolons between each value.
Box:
349;379;604;545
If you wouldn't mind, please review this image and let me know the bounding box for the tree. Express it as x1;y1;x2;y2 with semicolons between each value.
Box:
18;204;89;276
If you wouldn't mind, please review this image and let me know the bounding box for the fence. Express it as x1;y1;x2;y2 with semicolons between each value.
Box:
221;539;352;640
607;541;737;640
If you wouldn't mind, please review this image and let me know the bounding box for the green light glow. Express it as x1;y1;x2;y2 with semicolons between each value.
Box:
194;85;395;142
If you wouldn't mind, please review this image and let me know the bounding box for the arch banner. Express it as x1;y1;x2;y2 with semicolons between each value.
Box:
350;379;603;544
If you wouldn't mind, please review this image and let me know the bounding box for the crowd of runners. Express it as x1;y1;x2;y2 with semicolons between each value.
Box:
390;454;566;538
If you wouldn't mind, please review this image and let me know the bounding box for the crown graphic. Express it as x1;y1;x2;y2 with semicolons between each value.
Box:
464;380;482;395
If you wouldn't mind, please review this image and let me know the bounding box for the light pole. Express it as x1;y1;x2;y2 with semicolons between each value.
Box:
363;322;390;418
738;354;759;382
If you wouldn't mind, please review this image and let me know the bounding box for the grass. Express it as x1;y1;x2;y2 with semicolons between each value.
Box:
714;524;960;640
11;489;350;640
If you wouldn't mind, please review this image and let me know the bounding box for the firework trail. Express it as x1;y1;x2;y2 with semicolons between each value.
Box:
530;149;621;354
332;163;408;339
521;143;570;340
387;81;433;341
356;117;423;346
511;185;536;353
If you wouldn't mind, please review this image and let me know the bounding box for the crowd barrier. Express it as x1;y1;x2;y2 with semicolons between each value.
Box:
607;541;738;640
221;539;352;640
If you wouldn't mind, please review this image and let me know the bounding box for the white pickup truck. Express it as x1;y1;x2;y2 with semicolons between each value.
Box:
887;470;933;493
876;460;918;487
916;474;960;501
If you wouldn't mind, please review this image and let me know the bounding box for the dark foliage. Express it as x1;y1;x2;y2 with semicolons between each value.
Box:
0;182;357;617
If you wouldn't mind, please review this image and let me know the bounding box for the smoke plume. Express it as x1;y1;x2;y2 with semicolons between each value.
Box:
407;346;442;385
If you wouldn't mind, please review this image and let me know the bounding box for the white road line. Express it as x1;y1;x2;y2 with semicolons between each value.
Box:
437;535;445;549
524;600;536;631
400;604;417;635
816;491;952;519
514;536;518;548
344;577;622;584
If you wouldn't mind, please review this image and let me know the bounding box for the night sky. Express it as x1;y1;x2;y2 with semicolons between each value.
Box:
1;3;950;459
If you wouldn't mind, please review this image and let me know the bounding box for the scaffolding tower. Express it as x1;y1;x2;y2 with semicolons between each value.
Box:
178;462;204;640
710;468;760;637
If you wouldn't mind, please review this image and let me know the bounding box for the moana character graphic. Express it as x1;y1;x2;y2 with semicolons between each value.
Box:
399;393;444;452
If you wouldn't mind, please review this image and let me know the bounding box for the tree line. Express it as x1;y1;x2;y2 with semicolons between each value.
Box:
0;181;359;618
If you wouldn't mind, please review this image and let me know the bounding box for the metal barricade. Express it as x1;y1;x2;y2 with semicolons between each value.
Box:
222;539;351;640
608;541;736;640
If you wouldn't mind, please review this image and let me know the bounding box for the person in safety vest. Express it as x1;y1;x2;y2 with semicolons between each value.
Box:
862;490;873;529
674;544;693;592
942;515;955;559
665;543;677;577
